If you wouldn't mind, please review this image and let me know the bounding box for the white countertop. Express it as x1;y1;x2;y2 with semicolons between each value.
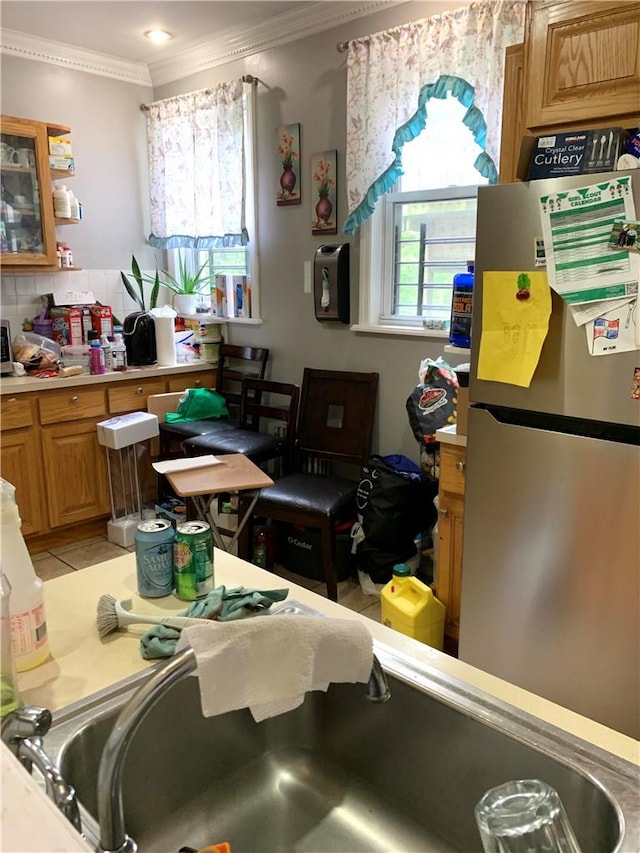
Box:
0;360;214;395
4;551;639;851
436;423;467;447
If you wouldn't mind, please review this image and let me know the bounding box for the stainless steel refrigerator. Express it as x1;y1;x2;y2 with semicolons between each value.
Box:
458;171;640;739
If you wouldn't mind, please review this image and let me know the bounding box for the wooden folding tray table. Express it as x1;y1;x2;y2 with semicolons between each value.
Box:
164;453;273;551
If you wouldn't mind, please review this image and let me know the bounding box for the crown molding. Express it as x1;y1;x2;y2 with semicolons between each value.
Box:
0;2;403;89
148;1;403;87
0;28;152;86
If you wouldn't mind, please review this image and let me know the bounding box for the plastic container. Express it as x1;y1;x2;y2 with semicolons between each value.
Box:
449;262;475;349
52;184;71;219
0;479;49;672
381;563;445;649
112;332;128;371
100;334;113;371
0;570;20;718
88;330;106;375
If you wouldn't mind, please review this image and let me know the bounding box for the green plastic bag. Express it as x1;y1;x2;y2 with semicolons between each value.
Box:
164;388;229;423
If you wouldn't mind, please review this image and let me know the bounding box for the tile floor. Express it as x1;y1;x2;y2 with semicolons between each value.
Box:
31;535;383;623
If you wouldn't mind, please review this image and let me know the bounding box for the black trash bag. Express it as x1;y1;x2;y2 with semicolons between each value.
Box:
406;358;459;446
355;540;418;586
355;454;437;555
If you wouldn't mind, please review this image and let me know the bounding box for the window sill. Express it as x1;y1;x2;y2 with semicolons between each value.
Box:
350;323;449;339
179;314;263;326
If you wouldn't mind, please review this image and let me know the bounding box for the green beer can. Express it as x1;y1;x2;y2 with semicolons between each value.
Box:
174;521;214;601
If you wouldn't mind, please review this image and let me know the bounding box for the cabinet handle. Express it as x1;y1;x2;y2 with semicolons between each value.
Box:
7;398;16;403
439;508;448;517
137;387;144;395
194;379;201;386
456;461;466;472
71;395;79;404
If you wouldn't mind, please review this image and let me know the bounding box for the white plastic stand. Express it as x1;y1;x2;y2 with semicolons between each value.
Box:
96;413;159;547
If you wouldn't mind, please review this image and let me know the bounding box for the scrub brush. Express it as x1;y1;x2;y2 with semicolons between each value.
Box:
97;594;212;640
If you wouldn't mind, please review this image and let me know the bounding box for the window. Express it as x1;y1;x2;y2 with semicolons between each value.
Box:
354;95;489;337
166;84;259;320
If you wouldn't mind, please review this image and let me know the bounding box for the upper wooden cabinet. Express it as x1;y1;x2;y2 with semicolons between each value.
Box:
523;1;640;131
499;43;526;183
0;115;74;268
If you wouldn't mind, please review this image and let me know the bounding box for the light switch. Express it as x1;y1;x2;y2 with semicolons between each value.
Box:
304;260;311;294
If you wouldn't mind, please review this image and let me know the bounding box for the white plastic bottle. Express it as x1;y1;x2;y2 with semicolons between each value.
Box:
112;332;128;371
100;334;114;371
52;184;71;219
0;479;49;671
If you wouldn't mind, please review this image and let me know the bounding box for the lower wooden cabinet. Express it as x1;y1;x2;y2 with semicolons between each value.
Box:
436;443;467;644
41;419;111;528
0;427;44;536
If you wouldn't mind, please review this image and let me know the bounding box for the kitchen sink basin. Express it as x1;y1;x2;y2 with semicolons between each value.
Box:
46;642;639;852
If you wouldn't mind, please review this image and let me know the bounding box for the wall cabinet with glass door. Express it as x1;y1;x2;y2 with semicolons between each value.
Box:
0;115;75;268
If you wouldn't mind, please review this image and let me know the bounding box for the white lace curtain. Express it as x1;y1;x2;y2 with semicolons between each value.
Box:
145;78;248;249
343;0;525;235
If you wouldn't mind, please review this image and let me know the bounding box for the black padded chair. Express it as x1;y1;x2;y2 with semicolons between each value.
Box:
158;344;269;458
183;377;300;475
237;368;379;601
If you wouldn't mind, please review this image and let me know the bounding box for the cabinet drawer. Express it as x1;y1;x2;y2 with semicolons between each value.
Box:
166;370;216;393
108;380;167;414
440;444;466;496
1;395;34;430
38;389;107;424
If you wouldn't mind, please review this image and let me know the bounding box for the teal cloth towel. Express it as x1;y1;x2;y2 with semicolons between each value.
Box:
140;586;289;660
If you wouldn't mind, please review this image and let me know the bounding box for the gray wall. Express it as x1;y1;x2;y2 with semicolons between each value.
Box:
155;2;462;460
1;54;157;273
2;1;466;460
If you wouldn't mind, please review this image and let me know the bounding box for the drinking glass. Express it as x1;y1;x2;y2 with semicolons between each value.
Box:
475;779;582;852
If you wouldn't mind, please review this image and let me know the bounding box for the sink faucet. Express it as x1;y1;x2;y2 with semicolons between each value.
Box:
97;646;390;853
1;705;82;835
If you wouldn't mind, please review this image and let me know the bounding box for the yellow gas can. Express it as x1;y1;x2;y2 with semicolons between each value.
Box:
381;564;445;650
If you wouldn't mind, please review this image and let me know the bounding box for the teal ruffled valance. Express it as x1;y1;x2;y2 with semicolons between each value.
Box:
343;75;497;236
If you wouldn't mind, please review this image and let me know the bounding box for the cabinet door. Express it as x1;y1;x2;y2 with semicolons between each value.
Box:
0;116;57;265
41;420;110;527
524;1;640;131
0;429;45;536
436;491;465;642
499;43;525;183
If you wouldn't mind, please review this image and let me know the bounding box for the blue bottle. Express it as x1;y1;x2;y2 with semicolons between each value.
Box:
449;262;474;349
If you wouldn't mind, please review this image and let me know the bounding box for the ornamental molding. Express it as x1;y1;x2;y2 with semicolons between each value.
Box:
0;2;402;89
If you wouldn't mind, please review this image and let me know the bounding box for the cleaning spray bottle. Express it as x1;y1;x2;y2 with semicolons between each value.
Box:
0;478;49;671
0;570;21;717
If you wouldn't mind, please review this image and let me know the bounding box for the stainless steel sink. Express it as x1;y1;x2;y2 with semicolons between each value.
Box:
46;642;639;852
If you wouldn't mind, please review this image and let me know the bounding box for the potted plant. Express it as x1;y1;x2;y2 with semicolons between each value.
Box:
158;253;214;315
119;255;161;365
120;255;160;312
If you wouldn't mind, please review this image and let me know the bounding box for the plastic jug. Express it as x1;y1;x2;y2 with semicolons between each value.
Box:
381;564;445;650
0;478;50;671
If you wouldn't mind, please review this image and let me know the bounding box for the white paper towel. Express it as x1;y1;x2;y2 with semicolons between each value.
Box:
154;316;177;366
176;615;373;722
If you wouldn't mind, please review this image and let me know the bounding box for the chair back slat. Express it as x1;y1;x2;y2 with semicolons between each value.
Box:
296;369;378;467
216;344;269;421
239;377;299;473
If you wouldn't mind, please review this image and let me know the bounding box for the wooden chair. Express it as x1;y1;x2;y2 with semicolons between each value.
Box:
237;368;379;601
158;344;269;458
183;377;300;475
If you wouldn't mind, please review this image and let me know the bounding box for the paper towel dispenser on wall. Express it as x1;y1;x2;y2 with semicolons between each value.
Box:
313;243;350;323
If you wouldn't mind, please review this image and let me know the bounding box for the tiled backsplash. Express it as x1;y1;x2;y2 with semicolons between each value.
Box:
0;269;170;338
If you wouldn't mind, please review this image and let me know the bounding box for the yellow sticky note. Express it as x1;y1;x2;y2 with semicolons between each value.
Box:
477;271;552;387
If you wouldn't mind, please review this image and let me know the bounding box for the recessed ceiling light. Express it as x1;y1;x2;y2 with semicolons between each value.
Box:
145;30;172;44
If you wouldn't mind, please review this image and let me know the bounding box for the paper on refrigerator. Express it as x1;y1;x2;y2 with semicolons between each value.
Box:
539;176;639;304
584;297;639;356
